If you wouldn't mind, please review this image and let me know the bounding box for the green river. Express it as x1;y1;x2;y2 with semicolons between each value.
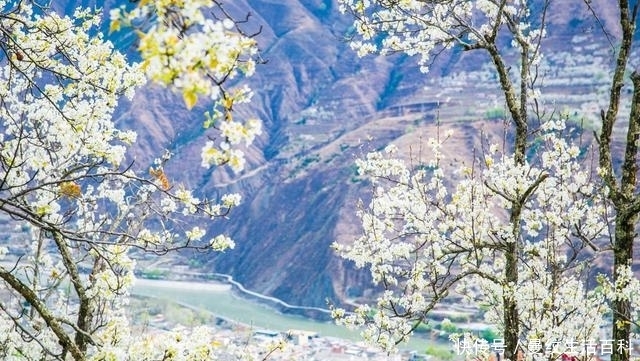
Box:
131;278;438;352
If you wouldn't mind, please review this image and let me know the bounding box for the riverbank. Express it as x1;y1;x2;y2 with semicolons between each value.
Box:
130;276;443;353
136;267;335;321
130;276;361;339
206;273;334;320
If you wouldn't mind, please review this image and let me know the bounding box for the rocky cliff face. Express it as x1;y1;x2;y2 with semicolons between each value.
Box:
54;0;633;309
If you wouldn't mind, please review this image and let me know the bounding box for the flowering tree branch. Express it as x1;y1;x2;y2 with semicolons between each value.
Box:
0;1;269;359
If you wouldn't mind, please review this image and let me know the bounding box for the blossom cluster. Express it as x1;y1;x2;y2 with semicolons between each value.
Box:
112;0;263;172
91;325;286;361
338;0;545;73
332;120;610;352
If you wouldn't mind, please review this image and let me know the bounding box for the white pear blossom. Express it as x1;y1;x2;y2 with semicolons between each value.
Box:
221;193;242;207
210;234;236;252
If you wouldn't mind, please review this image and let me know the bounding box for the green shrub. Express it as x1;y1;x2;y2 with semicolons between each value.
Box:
425;345;455;361
485;107;506;120
479;328;501;342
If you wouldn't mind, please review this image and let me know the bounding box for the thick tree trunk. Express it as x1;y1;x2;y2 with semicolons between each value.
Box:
611;70;640;361
597;2;638;360
611;214;635;361
503;239;519;361
486;37;529;361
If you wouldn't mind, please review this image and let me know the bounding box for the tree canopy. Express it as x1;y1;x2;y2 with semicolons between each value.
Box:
333;2;640;361
0;0;265;359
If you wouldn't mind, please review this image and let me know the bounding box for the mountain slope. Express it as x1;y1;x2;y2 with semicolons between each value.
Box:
52;0;637;310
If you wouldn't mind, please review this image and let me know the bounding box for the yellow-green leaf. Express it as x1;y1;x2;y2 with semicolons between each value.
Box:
183;90;198;110
222;96;234;110
109;19;120;34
